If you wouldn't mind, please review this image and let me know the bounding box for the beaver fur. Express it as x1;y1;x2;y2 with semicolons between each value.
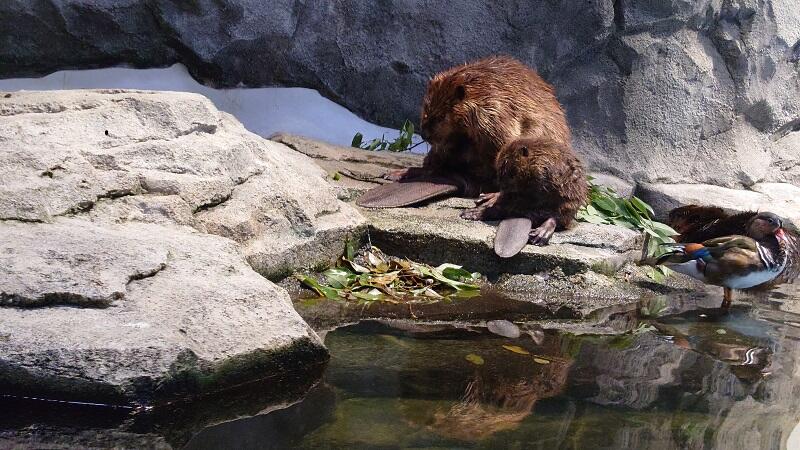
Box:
370;55;570;200
461;137;588;248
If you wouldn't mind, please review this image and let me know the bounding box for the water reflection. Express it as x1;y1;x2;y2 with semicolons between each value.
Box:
189;291;800;449
3;288;800;449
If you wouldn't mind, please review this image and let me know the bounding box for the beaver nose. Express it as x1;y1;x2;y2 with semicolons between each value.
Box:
419;127;429;141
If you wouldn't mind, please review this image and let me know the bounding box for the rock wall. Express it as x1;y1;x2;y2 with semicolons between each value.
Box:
1;0;798;187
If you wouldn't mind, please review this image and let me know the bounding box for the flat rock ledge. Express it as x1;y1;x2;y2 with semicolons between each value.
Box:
271;134;715;326
271;134;643;278
636;182;800;227
0;90;373;405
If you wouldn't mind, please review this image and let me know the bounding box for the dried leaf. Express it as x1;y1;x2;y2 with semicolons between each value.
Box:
502;345;530;355
465;354;485;365
533;357;551;365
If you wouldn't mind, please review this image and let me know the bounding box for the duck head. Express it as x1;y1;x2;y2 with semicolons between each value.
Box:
746;212;784;240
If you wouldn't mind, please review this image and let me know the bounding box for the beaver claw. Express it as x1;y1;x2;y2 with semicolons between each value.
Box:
475;192;501;206
383;168;411;182
529;217;557;246
461;206;489;221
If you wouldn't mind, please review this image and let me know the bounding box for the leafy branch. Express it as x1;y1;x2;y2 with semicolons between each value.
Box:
295;244;482;303
576;178;678;281
351;120;421;152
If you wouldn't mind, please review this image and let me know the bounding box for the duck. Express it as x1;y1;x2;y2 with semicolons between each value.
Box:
667;206;800;288
645;212;792;308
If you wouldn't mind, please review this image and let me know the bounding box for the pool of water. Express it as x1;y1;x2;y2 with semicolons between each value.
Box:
4;289;800;449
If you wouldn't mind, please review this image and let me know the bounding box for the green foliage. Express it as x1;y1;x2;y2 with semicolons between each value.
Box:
295;244;482;304
639;297;668;318
576;178;678;281
351;120;417;152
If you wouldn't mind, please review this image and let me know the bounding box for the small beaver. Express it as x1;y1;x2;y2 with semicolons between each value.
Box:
358;55;570;207
461;137;588;256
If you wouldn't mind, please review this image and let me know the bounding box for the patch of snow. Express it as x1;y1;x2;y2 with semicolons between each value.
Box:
0;64;429;153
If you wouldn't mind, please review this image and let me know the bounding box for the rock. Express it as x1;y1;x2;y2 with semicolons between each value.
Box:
272;134;643;278
635;182;800;226
486;320;521;339
589;173;635;199
1;1;798;188
0;90;366;279
0;218;325;405
0;90;369;404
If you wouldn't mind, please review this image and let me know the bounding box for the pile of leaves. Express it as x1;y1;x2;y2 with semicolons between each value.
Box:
351;120;419;152
295;245;482;303
576;178;678;281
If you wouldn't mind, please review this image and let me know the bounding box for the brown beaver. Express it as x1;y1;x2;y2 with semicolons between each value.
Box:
357;55;571;207
461;137;588;256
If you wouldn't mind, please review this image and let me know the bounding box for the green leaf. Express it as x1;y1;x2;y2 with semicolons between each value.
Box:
533;357;551;365
402;119;414;136
643;266;666;283
323;268;356;289
295;274;341;299
345;239;358;261
366;138;382;151
351;290;385;302
593;196;619;214
437;263;470;279
429;265;480;290
351;133;363;148
331;171;341;181
630;196;655;218
648;220;679;238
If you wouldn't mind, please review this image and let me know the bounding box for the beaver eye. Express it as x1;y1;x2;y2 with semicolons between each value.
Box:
520;146;529;157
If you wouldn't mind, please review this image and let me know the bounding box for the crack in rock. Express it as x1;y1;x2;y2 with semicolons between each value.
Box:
59;188;141;217
193;169;263;214
126;262;168;287
771;118;800;141
2;259;169;309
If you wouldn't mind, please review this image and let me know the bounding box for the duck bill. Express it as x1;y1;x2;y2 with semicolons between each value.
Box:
776;228;786;240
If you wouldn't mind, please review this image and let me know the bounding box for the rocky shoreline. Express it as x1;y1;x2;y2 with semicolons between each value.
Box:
0;89;795;409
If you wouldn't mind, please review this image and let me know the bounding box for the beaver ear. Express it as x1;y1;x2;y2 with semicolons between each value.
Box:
455;85;466;101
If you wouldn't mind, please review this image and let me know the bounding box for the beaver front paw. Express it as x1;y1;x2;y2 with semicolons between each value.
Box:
474;191;501;207
461;206;489;221
529;217;557;246
383;168;411;181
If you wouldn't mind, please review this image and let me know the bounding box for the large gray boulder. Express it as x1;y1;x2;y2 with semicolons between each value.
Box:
0;90;368;404
0;90;365;279
1;0;798;188
0;218;324;404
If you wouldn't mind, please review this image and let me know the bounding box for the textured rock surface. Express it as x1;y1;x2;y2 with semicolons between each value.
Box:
0;90;365;279
635;181;800;226
1;0;798;188
271;134;643;278
0;219;324;404
0;90;371;404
